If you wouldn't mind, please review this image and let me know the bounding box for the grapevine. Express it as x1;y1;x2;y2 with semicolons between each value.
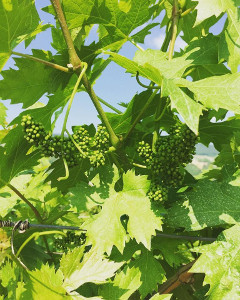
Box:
0;0;239;299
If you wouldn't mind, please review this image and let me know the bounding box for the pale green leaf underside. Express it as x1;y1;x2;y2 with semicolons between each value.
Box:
61;250;123;292
195;0;237;25
191;225;240;299
179;73;240;114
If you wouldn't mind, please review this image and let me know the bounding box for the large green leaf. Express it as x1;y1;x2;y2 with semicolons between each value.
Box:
0;0;42;71
162;78;203;134
23;264;66;300
85;170;162;254
63;0;154;50
0;51;71;108
130;248;166;298
61;248;123;292
219;7;240;73
199;114;240;151
107;49;195;86
179;73;240;114
195;0;237;25
181;10;219;43
106;90;159;134
167;180;240;231
0;126;41;189
191;225;240;299
183;34;219;65
99;266;142;300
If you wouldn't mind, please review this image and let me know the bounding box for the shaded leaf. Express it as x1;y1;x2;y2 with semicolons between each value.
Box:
191;225;240;299
167;180;240;231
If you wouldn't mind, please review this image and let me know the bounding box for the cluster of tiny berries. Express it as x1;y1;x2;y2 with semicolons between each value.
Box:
21;115;110;167
54;231;86;251
137;124;198;202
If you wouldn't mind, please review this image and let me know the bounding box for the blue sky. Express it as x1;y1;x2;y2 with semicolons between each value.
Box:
1;1;227;134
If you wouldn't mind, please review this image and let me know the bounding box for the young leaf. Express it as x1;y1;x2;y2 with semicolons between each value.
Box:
99;266;142;300
167;180;240;231
191;225;240;299
23;264;66;300
61;249;123;293
195;0;236;25
179;73;240;114
162;78;203;134
85;170;162;254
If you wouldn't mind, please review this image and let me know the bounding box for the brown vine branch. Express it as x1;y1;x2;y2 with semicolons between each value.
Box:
11;51;70;73
158;260;196;294
168;0;180;60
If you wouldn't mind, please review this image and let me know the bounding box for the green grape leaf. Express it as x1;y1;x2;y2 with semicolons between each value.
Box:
199;114;240;151
195;0;237;25
0;51;71;108
45;159;89;194
131;23;159;44
0;127;41;189
162;78;203;134
12;79;75;131
181;10;219;43
99;266;142;300
0;103;7;126
106;49;194;86
0;0;40;70
179;73;240;114
190;64;231;80
106;90;159;134
0;174;31;218
133;49;193;79
191;225;240;299
85;170;162;254
23;264;66;300
219;7;240;73
184;34;219;65
61;248;123;292
167;180;240;231
130;247;166;298
69;165;116;212
63;0;154;50
0;261;20;299
152;236;194;267
106;51;162;85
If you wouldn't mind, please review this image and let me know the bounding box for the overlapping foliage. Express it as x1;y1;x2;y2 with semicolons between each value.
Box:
1;0;240;299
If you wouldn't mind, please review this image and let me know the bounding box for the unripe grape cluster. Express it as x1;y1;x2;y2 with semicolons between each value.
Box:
137;124;198;202
21;115;110;168
54;231;86;251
